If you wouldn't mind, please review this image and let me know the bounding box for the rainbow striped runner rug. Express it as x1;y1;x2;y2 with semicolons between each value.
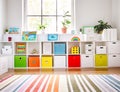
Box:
0;74;120;92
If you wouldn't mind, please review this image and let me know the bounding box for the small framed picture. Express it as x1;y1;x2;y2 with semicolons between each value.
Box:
9;27;20;34
22;31;37;41
48;34;58;41
82;26;95;35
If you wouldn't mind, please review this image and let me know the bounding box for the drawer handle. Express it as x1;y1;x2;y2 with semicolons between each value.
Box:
88;45;91;46
100;47;103;49
19;57;22;60
86;56;89;58
113;55;116;57
113;42;116;44
88;50;91;51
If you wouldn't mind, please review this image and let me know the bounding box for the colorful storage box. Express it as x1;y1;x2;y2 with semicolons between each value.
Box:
54;56;66;68
28;56;40;67
81;55;94;68
14;55;27;67
54;42;66;55
42;56;52;68
68;55;80;67
95;54;108;67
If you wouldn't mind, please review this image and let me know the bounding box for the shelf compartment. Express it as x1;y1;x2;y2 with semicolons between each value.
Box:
81;42;94;54
28;56;40;67
15;42;26;54
68;55;81;68
68;42;80;55
81;55;94;68
28;42;40;55
14;55;27;68
95;54;108;67
54;42;66;55
42;42;53;55
54;56;66;68
41;55;53;68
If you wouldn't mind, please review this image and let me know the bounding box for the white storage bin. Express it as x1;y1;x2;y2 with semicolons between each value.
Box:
85;49;93;54
85;44;94;50
108;54;120;67
54;56;66;68
96;46;107;54
81;55;94;68
108;42;120;54
43;42;52;54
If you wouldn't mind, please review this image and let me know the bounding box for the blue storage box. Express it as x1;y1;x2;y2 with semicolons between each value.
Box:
54;42;66;54
48;34;58;41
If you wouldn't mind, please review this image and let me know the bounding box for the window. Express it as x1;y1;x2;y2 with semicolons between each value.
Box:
24;0;74;33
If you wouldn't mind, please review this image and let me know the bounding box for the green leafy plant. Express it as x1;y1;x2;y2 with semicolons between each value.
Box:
38;24;47;31
62;11;71;28
94;20;112;34
5;29;8;32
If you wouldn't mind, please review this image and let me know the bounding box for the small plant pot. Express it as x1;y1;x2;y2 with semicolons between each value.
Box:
62;27;67;33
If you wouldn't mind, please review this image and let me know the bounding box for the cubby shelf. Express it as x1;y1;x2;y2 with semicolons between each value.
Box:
0;34;120;69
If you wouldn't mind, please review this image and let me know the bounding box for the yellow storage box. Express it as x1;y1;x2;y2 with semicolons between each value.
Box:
95;54;108;67
42;56;53;68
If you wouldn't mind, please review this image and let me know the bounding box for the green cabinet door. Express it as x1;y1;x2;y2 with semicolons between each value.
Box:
95;54;108;67
14;55;27;68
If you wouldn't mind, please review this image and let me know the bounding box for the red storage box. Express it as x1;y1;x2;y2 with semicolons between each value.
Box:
28;56;40;67
68;55;80;67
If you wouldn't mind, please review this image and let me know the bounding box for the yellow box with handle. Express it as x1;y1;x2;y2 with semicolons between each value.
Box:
95;54;108;67
42;56;52;68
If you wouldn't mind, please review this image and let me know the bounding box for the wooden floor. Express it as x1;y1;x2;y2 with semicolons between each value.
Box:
1;68;120;79
0;68;120;79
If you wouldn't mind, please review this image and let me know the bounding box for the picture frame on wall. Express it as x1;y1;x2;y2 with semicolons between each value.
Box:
82;26;95;35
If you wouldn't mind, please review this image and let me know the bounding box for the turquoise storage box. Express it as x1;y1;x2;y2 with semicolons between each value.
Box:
54;42;66;55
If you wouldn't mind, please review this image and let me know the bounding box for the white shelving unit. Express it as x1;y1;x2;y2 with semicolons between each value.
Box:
0;34;120;69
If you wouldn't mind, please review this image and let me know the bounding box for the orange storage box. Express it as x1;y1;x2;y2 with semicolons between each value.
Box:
28;56;40;67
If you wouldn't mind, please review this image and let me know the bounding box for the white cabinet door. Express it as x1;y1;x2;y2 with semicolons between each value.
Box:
81;55;94;68
54;56;66;68
0;56;8;75
108;42;120;54
43;42;52;54
108;54;120;67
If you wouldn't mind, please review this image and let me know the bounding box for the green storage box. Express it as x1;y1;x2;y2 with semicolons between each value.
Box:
95;54;108;67
14;55;27;68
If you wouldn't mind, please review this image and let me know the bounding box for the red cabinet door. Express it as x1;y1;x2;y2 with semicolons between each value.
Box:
68;55;80;67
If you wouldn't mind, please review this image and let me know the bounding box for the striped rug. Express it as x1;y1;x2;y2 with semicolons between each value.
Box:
0;74;120;92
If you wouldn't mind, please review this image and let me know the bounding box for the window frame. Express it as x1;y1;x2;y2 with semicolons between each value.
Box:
23;0;75;33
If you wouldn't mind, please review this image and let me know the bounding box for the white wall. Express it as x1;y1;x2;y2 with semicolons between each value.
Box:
75;0;112;32
7;0;22;28
0;0;7;35
112;0;120;40
5;0;120;40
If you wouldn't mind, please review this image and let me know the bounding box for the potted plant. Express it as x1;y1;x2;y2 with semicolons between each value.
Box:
61;11;71;33
94;20;112;34
38;24;47;34
5;29;9;34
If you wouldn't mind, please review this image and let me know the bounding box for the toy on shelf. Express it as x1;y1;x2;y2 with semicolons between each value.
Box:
71;36;80;41
71;46;80;54
31;49;39;54
2;46;12;55
16;43;26;54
